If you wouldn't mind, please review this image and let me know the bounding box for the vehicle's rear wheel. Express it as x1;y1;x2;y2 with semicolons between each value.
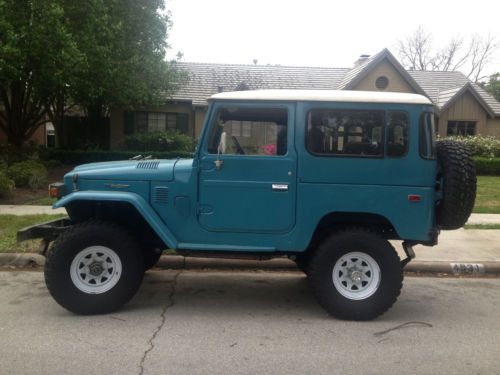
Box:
308;228;403;320
294;253;310;275
44;221;144;315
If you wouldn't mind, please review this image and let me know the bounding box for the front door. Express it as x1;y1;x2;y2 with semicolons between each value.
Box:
198;103;296;233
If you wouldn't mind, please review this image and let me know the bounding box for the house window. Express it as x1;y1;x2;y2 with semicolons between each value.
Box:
123;111;190;134
447;121;476;136
231;122;252;137
148;112;167;132
306;109;384;157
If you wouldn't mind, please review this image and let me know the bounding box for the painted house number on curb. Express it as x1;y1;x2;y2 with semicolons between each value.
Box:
450;263;485;275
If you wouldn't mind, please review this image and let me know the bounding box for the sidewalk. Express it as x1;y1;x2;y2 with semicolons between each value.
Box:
0;205;499;275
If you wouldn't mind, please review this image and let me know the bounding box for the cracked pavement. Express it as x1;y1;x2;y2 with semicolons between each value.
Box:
1;270;499;375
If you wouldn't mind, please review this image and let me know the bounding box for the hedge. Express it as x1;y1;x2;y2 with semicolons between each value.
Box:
46;149;194;165
474;157;500;176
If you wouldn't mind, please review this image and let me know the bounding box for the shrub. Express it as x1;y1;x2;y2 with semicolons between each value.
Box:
7;160;48;189
444;136;500;158
474;157;500;176
0;169;14;197
46;149;194;165
122;131;194;152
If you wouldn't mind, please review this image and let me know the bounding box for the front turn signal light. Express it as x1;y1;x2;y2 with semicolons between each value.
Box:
49;183;65;199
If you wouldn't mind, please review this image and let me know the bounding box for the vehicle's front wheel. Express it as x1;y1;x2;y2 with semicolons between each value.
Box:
308;228;403;320
44;221;144;315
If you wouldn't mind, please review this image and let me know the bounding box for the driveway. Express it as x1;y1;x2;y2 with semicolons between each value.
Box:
1;270;499;375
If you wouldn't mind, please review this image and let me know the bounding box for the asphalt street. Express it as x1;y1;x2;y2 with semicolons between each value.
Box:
1;270;499;375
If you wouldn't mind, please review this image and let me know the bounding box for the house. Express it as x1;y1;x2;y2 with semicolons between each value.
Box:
5;48;499;149
109;49;500;149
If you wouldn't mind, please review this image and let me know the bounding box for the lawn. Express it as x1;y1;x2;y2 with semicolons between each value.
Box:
474;176;500;214
0;214;65;253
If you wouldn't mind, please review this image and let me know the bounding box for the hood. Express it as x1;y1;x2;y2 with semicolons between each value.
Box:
69;159;180;181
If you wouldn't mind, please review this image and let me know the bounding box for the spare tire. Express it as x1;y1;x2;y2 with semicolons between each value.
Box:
435;140;476;230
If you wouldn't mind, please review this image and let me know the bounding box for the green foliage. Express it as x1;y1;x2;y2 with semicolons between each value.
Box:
0;169;14;197
0;0;186;149
46;149;193;165
0;0;84;148
122;131;194;152
444;135;500;158
481;73;500;101
63;1;187;120
0;214;65;253
474;176;500;213
474;157;500;176
7;161;48;189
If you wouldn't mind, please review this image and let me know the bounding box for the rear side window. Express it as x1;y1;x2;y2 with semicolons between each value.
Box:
386;111;409;157
306;109;384;157
419;112;436;159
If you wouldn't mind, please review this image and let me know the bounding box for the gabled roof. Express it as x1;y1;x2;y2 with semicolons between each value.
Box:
170;50;500;117
435;82;496;117
336;49;426;96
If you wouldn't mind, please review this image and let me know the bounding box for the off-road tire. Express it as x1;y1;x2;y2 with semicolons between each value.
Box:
308;228;403;320
436;140;476;230
143;247;162;270
44;220;144;315
294;253;310;275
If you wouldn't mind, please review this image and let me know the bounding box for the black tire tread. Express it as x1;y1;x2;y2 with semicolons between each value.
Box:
308;227;403;321
44;220;144;315
436;140;476;230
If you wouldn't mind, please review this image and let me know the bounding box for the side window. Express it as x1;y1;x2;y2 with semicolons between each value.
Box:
306;109;384;157
207;107;288;156
387;111;409;157
419;112;436;159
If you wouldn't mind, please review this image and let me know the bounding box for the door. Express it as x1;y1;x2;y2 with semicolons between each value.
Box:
198;103;296;233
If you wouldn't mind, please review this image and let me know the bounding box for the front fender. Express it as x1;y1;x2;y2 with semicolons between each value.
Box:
54;191;178;249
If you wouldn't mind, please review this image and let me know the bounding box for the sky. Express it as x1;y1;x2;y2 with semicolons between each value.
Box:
166;0;500;78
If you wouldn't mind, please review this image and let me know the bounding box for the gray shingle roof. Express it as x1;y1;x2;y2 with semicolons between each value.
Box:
171;56;500;117
407;70;470;102
173;62;348;106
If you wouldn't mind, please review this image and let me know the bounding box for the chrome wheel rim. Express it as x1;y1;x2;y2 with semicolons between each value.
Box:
332;252;381;300
70;246;122;294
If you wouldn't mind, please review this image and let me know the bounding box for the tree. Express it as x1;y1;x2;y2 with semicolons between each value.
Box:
64;0;186;133
396;26;497;82
0;0;186;150
0;0;83;150
481;73;500;101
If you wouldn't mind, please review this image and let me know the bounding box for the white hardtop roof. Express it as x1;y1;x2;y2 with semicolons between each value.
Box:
210;89;432;105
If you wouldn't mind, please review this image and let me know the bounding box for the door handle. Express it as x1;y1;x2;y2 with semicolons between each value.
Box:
272;184;288;191
214;159;223;170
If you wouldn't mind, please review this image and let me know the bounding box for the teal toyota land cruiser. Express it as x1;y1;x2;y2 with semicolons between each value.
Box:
20;90;476;320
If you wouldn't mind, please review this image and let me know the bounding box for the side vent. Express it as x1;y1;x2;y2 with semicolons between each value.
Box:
153;186;169;205
136;161;160;170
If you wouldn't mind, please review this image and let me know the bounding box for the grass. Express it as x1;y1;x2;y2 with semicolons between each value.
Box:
25;197;57;206
464;224;500;230
0;214;65;253
474;176;500;214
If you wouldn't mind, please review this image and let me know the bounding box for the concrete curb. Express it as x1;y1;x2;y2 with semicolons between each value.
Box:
0;253;46;268
2;254;499;276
